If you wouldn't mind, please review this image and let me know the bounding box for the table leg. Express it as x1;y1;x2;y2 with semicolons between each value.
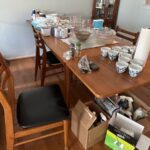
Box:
64;65;72;108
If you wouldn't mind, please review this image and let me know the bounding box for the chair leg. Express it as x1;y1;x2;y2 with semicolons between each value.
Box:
35;47;39;81
6;137;14;150
63;120;69;150
41;65;46;86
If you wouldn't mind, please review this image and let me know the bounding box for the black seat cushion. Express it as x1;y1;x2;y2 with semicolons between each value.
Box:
17;84;69;129
46;51;60;65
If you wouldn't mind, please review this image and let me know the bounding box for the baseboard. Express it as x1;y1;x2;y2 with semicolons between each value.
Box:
6;54;35;60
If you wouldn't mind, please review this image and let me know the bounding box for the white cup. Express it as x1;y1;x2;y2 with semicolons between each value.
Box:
101;47;111;57
120;48;129;53
63;51;72;60
129;64;143;77
116;61;129;73
122;46;131;50
119;52;132;59
112;46;122;51
41;27;51;36
118;56;131;63
108;50;119;61
130;59;144;67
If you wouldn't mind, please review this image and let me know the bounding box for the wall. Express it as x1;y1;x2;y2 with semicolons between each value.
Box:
1;0;150;59
117;0;150;32
0;0;92;59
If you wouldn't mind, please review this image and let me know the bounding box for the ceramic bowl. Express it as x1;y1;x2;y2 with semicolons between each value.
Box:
101;47;111;57
108;50;119;61
129;64;143;77
116;61;129;73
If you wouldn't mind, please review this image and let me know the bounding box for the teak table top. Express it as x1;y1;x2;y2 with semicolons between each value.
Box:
66;54;150;98
42;35;150;99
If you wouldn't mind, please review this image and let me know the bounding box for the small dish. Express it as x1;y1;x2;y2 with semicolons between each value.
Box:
116;61;129;73
129;64;143;77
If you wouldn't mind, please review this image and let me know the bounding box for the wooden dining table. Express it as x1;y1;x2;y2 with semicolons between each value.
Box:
42;34;150;107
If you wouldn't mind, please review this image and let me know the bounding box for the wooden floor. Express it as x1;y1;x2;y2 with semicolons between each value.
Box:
1;57;150;150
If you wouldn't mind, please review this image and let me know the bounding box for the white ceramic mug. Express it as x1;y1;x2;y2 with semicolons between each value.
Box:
116;61;129;73
129;64;143;77
101;47;111;57
108;50;119;61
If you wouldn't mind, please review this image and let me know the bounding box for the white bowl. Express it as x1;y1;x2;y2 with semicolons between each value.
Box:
129;64;143;77
116;61;129;73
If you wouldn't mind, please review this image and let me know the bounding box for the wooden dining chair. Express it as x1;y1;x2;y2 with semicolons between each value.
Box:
115;26;139;45
32;26;63;86
0;53;69;150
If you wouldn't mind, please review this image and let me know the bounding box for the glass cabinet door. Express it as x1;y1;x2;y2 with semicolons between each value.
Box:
95;0;115;19
92;0;120;28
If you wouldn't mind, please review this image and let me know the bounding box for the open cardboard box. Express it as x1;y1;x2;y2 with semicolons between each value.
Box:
71;100;109;149
119;92;150;134
124;91;150;113
105;113;150;150
108;92;150;122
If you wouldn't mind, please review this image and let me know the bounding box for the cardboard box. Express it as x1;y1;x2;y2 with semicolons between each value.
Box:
126;91;150;113
105;113;150;150
71;100;109;149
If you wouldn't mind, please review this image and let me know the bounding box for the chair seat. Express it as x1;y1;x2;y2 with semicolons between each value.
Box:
17;84;69;129
46;51;60;65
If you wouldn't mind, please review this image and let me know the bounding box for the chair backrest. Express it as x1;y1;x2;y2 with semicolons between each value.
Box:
0;53;15;146
116;26;139;45
0;53;15;107
31;27;47;63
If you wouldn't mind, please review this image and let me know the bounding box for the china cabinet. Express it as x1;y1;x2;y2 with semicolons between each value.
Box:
92;0;120;29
